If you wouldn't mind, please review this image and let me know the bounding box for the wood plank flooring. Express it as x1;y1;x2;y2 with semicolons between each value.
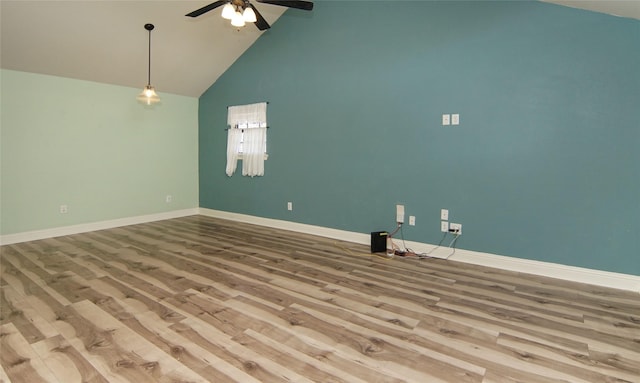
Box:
1;215;639;382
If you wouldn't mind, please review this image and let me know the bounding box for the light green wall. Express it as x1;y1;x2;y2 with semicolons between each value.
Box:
0;69;199;235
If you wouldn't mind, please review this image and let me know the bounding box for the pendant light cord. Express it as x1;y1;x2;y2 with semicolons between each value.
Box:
144;23;154;87
147;28;151;86
137;23;160;105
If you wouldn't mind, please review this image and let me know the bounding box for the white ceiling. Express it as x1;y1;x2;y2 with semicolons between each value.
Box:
1;0;287;97
543;0;640;19
1;1;638;98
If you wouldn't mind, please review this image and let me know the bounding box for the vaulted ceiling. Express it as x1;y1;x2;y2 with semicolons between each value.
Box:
1;0;287;97
1;1;638;98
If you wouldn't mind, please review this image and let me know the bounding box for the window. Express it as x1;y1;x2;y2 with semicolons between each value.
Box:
235;121;268;154
225;102;268;177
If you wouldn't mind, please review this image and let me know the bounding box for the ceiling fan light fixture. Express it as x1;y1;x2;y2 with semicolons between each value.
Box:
138;23;160;106
186;0;314;31
221;3;235;19
243;7;257;23
231;11;245;27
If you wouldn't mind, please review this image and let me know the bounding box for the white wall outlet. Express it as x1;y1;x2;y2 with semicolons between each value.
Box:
287;202;293;211
452;114;460;125
396;204;405;223
59;205;68;214
440;209;449;221
409;216;415;226
450;223;462;235
165;195;172;203
442;114;451;126
441;221;449;232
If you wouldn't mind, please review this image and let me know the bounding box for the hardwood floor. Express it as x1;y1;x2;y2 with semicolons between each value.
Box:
1;215;639;382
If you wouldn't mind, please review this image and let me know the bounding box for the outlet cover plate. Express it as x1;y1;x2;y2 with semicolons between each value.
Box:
396;204;405;223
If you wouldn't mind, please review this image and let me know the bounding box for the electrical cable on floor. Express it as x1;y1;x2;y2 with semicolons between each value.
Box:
443;234;460;260
334;221;461;262
333;228;459;262
387;236;399;258
417;232;449;259
388;223;417;257
395;224;418;257
333;241;394;261
399;224;408;251
386;222;403;257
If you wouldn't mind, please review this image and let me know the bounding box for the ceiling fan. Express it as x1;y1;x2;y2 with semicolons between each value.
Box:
186;0;314;31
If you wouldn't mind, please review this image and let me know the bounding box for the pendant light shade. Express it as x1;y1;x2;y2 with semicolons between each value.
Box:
243;7;257;23
138;85;160;105
221;3;235;19
231;11;245;27
137;23;160;105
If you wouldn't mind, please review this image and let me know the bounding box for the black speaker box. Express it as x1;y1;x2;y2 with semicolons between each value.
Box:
370;231;388;253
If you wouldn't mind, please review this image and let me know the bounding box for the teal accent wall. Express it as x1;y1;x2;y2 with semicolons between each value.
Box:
199;1;640;275
1;70;199;235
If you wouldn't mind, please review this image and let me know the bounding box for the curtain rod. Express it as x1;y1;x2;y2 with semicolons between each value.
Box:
226;101;269;108
225;126;270;131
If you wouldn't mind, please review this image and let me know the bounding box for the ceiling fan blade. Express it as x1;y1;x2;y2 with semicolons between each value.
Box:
250;4;271;31
256;0;313;11
185;0;227;17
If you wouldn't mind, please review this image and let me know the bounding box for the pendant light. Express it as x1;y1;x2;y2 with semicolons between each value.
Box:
137;23;160;105
243;7;257;23
231;10;245;27
221;3;235;19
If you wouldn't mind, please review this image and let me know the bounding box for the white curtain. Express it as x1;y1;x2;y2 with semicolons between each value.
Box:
242;127;267;177
226;128;242;177
227;102;267;129
225;102;268;177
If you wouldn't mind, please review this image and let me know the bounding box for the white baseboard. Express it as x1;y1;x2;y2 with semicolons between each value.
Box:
0;208;199;245
199;208;640;293
3;207;638;293
199;208;370;244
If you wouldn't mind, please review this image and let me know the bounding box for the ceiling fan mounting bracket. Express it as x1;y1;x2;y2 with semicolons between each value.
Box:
232;0;249;7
